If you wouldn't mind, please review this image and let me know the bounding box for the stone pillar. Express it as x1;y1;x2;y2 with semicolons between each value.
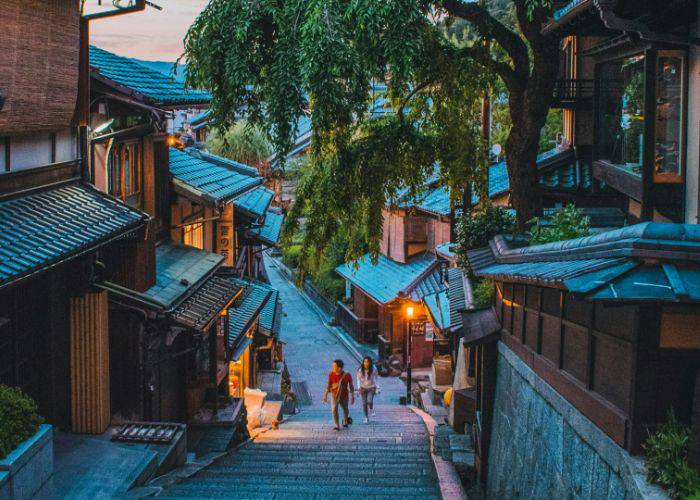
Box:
70;290;110;433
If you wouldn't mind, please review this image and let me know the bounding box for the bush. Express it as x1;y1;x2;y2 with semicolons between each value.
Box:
281;244;303;269
455;205;515;267
528;204;590;245
645;414;700;499
472;279;495;309
0;385;44;459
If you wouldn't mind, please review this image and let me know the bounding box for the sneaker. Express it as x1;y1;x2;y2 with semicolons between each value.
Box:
363;417;369;424
343;422;349;428
333;426;340;431
371;410;376;417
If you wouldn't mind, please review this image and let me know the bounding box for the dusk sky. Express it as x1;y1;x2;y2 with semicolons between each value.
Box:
90;0;209;62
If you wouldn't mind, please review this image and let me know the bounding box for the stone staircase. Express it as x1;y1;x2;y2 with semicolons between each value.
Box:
158;404;440;499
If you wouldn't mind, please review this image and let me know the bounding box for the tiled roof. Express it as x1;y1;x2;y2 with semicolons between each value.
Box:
250;281;281;336
423;290;451;331
248;209;284;247
90;46;211;106
471;223;700;302
413;186;451;216
188;110;211;130
143;243;224;309
435;242;457;262
234;186;274;219
170;148;262;204
172;277;242;331
447;267;471;332
197;150;259;177
473;146;580;203
336;252;440;305
408;267;446;301
228;279;272;348
0;183;147;288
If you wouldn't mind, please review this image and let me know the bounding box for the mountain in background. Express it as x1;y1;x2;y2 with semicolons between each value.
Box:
129;59;186;83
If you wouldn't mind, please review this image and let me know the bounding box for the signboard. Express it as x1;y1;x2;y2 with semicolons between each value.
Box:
216;203;235;266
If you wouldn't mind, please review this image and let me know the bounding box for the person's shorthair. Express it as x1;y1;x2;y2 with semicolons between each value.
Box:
334;359;344;369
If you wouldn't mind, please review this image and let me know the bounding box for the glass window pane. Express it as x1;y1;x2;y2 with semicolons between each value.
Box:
597;54;646;177
654;53;684;181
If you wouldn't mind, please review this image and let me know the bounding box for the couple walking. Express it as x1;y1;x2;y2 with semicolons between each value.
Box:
322;356;380;430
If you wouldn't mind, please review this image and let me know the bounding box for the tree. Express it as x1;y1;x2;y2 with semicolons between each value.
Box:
181;0;559;261
206;121;272;167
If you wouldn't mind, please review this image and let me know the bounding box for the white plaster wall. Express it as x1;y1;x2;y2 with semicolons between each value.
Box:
55;128;78;163
10;134;52;171
685;11;700;223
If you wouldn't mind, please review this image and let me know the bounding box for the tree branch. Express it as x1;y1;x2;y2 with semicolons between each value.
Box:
397;80;434;122
457;44;523;93
442;0;530;79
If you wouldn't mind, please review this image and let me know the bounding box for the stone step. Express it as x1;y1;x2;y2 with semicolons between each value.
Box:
195;470;438;484
159;491;437;500
205;462;435;475
160;480;439;497
214;454;433;466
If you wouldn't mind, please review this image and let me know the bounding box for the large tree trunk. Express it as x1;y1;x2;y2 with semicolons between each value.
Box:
504;32;560;230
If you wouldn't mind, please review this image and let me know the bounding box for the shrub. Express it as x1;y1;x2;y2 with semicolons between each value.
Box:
455;205;515;267
472;279;495;309
0;385;44;459
528;204;590;245
281;244;303;269
645;413;700;499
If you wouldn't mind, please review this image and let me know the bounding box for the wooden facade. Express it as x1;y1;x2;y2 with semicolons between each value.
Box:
491;280;700;453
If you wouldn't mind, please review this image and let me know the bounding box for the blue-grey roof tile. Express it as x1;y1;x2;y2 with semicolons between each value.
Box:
248;209;284;247
143;242;224;308
336;253;439;305
423;290;451;331
472;222;700;302
90;46;211;106
0;183;147;288
172;276;242;331
228;279;273;348
234;186;274;219
170;148;262;204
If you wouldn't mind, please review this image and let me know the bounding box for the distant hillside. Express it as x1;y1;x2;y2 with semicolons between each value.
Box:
130;59;186;83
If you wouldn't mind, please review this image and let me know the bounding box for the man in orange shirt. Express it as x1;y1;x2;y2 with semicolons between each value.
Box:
323;359;355;431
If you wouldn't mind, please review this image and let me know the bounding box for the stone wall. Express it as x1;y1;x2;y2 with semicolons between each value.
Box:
486;342;668;499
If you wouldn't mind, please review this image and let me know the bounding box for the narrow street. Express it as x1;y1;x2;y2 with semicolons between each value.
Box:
158;257;440;499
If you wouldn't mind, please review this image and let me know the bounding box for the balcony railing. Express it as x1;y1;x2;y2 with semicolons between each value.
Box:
334;301;378;344
552;79;594;107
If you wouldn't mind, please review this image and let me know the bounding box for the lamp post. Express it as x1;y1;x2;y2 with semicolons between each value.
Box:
405;305;414;405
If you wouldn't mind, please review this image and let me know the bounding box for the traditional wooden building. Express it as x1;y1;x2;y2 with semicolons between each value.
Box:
543;0;699;223
169;147;283;280
0;1;153;435
464;222;700;491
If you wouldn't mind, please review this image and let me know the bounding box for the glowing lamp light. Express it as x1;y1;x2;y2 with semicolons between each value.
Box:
406;306;414;319
167;135;177;147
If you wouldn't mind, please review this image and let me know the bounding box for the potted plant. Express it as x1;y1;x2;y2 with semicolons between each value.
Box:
0;385;52;500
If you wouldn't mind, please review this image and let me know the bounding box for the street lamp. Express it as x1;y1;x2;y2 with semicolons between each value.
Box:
405;305;414;405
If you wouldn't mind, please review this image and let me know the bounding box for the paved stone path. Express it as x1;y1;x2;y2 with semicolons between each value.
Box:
158;256;440;499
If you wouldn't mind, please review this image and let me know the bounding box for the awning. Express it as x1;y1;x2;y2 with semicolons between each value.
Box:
172;276;242;331
461;308;501;346
0;183;147;289
228;280;272;348
423;290;450;331
231;337;253;362
246;209;285;247
234;186;274;219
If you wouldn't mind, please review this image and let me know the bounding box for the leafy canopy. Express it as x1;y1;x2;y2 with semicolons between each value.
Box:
182;0;493;263
206;121;272;166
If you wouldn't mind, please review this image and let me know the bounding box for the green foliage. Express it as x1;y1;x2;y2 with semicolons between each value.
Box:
472;279;495;309
528;204;590;245
645;414;700;499
206;121;271;166
281;243;303;269
306;231;352;301
455;205;515;267
182;0;494;264
0;385;44;459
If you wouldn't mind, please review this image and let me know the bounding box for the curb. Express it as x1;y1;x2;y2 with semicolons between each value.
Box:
409;406;468;500
265;255;365;364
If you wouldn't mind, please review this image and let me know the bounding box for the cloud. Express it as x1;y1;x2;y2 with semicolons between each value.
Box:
90;0;209;61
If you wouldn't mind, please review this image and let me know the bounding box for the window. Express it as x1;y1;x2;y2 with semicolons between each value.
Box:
183;223;204;249
597;54;646;176
109;141;141;202
654;52;685;182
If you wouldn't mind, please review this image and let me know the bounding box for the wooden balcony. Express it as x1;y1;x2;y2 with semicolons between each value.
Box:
334;301;378;344
551;79;593;108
